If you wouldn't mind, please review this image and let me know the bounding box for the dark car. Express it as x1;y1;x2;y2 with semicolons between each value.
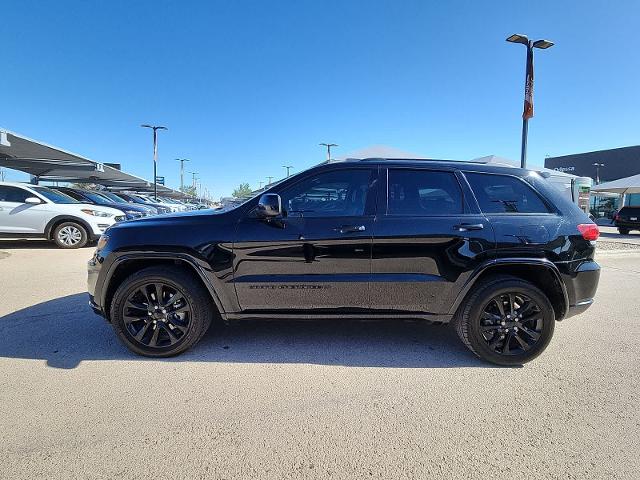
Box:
112;192;172;214
88;159;600;365
93;190;159;216
51;187;152;220
614;206;640;234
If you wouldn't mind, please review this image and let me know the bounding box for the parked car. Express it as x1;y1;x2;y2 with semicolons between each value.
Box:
136;194;185;213
88;159;600;365
111;192;172;214
614;206;640;234
51;187;153;220
95;191;159;215
0;181;125;248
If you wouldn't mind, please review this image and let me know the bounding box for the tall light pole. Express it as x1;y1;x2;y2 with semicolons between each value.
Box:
283;165;293;177
175;158;190;191
258;181;264;189
141;124;168;200
593;163;605;184
506;34;554;168
189;171;199;194
267;176;274;186
320;143;338;162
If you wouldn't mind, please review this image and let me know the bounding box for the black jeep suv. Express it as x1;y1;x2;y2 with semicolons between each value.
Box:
88;159;600;365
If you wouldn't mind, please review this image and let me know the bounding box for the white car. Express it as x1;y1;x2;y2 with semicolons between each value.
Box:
0;182;126;248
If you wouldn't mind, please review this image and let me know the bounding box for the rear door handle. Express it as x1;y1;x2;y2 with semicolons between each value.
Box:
335;225;366;234
454;223;484;231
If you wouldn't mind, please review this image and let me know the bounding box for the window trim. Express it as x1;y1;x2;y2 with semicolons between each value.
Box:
383;167;467;217
461;170;558;216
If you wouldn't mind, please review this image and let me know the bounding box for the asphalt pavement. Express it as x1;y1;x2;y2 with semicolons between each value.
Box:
0;240;638;479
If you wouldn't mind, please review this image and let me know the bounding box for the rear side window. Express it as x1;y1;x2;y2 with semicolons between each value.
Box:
0;186;31;203
465;172;551;214
388;169;463;215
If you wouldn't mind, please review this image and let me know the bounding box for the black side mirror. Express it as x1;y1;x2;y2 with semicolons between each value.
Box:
256;193;282;218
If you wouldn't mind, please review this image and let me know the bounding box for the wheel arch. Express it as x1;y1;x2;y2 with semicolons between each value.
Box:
450;259;569;320
45;215;94;240
102;255;225;323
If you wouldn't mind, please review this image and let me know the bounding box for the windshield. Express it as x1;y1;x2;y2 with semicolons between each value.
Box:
81;191;111;205
98;191;128;204
32;187;80;204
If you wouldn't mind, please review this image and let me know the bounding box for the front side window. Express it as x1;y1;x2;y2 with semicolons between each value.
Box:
465;172;551;214
0;186;32;203
387;169;463;216
280;169;374;218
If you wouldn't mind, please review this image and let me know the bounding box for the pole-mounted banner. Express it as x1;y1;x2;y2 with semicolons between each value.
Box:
523;46;534;119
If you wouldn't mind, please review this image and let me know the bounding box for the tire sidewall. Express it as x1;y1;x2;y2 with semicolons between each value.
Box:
53;222;88;249
465;280;555;366
110;271;207;357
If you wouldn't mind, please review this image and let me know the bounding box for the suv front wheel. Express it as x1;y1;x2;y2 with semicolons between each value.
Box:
454;276;555;366
110;266;214;357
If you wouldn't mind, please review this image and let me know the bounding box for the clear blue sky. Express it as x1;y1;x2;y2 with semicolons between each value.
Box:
2;0;639;197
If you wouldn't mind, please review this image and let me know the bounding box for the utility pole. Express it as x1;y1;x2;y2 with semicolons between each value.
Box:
141;124;168;200
267;176;274;186
175;158;190;191
259;181;264;189
320;143;338;162
283;165;293;177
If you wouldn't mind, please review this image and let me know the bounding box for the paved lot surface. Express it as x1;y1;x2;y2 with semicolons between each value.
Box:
0;241;639;479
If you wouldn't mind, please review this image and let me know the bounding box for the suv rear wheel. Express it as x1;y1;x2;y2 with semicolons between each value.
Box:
53;221;88;248
454;276;555;366
110;266;214;357
618;228;630;235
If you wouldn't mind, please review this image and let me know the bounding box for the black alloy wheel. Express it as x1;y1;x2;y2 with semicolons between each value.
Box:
110;266;214;357
123;282;192;349
478;292;543;356
454;275;555;366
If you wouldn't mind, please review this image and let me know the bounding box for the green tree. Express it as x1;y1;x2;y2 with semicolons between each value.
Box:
232;183;253;198
180;185;197;197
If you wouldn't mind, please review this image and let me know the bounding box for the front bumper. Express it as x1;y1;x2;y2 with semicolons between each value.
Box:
560;260;600;320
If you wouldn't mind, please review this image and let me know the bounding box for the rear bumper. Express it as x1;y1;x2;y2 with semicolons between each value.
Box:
560;260;600;320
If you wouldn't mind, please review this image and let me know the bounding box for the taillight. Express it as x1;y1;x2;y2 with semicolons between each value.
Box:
577;223;599;241
614;213;620;221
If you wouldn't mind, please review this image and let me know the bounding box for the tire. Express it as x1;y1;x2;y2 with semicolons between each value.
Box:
110;266;214;357
53;222;88;248
619;228;630;235
453;275;555;366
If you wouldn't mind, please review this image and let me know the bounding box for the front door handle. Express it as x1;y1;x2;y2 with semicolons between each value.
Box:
335;225;366;234
454;223;484;231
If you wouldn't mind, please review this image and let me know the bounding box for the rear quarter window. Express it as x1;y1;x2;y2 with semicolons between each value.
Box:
465;172;551;214
620;207;640;215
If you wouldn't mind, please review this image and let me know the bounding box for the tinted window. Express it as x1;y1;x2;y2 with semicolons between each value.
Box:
281;169;373;218
387;169;463;215
0;186;31;203
465;172;550;214
620;206;640;215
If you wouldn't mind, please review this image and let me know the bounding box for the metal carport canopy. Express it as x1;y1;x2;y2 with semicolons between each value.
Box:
0;128;185;197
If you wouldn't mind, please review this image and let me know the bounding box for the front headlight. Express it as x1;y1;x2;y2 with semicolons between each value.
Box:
96;234;109;251
82;209;114;218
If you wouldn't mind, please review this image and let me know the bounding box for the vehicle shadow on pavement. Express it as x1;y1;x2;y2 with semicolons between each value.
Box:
0;293;491;370
0;240;95;250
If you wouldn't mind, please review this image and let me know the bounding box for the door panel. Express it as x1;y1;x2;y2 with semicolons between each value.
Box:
371;215;494;313
232;167;377;312
370;168;495;314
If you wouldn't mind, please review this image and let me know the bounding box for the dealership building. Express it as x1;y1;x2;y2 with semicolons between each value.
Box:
545;145;640;217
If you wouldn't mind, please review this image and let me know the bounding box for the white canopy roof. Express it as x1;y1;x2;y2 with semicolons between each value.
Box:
591;173;640;194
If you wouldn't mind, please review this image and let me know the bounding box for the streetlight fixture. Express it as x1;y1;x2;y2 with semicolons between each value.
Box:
593;163;605;184
283;165;294;177
188;171;199;196
267;176;274;186
141;124;168;200
320;143;338;162
175;158;190;191
506;34;554;168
